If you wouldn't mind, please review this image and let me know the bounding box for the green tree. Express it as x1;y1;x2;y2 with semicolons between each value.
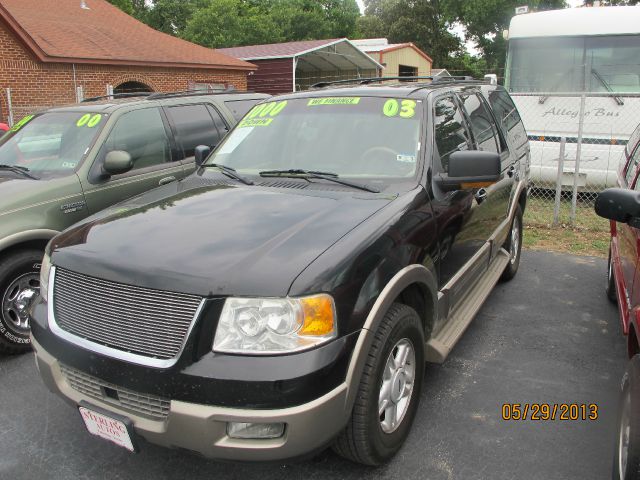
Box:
129;0;148;18
269;0;331;40
446;52;488;77
107;0;148;19
144;0;208;35
355;14;386;38
360;0;464;67
254;0;360;41
321;0;361;37
107;0;134;15
182;0;283;48
181;0;360;48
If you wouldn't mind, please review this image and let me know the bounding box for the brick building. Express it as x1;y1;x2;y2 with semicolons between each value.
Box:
0;0;255;124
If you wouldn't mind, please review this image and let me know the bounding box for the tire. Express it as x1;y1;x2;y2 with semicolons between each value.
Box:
0;249;43;354
501;205;523;282
332;303;425;465
613;355;640;480
608;244;618;304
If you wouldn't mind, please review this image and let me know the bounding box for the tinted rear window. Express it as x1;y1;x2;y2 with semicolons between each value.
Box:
166;104;221;158
487;89;522;132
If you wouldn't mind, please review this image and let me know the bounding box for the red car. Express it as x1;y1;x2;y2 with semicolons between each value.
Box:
595;123;640;480
600;123;640;356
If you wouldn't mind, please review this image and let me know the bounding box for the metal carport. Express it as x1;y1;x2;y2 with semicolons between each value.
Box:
219;38;383;94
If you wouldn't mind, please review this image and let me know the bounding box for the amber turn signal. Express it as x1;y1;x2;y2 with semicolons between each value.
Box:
299;294;336;336
460;181;495;189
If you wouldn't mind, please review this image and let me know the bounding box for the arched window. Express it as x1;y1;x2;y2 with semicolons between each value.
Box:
113;81;153;94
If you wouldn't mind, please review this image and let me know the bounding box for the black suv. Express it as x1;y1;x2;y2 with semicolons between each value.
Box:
31;78;529;465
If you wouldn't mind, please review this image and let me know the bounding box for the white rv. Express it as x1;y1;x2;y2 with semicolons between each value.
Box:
505;6;640;189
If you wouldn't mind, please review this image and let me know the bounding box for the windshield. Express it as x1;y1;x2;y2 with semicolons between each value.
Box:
208;96;423;180
506;35;640;93
0;111;106;174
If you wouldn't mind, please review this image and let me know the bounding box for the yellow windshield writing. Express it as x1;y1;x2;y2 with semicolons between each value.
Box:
239;100;288;128
238;118;273;128
10;114;34;132
383;99;417;119
77;113;102;128
247;101;288;119
308;97;361;106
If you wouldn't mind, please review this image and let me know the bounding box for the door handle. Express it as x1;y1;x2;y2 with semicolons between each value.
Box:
507;165;516;177
158;176;176;186
475;188;487;203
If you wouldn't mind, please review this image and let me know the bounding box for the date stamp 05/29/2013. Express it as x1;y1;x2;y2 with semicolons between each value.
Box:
501;403;599;421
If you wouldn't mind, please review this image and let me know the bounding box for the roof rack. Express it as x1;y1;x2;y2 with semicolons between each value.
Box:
146;86;248;100
311;75;479;89
81;88;257;104
81;92;152;103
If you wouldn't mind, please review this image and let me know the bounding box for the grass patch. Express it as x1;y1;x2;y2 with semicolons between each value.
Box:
523;195;610;258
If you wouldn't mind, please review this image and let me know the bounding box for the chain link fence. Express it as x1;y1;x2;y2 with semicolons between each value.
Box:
510;92;639;227
505;91;640;255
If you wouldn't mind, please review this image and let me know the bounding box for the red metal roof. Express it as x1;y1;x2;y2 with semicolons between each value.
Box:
218;38;344;60
0;0;255;70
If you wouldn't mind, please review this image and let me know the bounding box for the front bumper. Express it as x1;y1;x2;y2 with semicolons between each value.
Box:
33;336;350;461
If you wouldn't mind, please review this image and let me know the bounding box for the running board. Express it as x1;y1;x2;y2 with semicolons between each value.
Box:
426;248;510;363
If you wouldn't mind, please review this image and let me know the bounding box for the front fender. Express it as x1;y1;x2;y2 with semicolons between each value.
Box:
0;229;59;253
344;264;438;410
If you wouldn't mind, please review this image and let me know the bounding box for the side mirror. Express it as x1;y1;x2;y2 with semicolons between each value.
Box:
103;150;133;176
436;151;501;192
595;188;640;225
194;145;211;167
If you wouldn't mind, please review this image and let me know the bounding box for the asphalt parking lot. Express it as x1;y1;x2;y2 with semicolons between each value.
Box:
0;251;628;480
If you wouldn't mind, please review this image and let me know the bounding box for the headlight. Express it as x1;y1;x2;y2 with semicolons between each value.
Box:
39;252;51;300
213;294;337;354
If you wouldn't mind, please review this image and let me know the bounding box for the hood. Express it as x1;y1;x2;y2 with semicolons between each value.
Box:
0;175;44;214
51;178;395;297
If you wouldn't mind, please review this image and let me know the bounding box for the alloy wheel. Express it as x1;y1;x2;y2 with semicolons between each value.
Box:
378;338;416;434
510;215;520;265
1;272;40;335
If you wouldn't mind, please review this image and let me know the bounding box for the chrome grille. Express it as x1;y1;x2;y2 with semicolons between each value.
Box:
53;268;203;360
60;364;170;419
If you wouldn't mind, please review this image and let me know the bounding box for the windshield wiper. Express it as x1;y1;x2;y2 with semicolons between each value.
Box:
259;169;379;193
539;66;574;105
591;68;624;105
203;163;254;185
0;164;39;180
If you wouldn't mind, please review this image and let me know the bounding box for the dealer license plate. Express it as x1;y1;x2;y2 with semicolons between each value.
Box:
79;406;136;452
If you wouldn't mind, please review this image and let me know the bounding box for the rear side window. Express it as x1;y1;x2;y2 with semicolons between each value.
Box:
224;99;262;120
433;96;472;172
166;104;223;159
458;93;500;154
487;89;522;132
